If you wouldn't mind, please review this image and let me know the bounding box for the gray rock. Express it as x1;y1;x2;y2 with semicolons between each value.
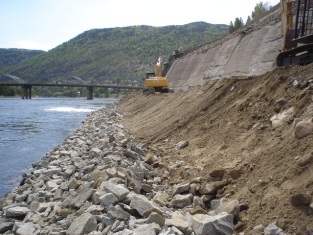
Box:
66;213;97;235
60;150;71;156
215;200;240;219
193;196;205;209
112;220;126;232
88;232;102;235
210;199;221;210
295;118;313;139
0;219;14;233
46;179;62;191
102;181;130;201
68;178;80;190
4;206;30;218
70;150;79;158
132;145;145;156
100;193;118;207
165;212;190;234
142;183;152;193
168;226;184;235
102;215;116;227
133;224;156;235
111;229;133;235
71;188;95;208
16;222;40;235
130;194;163;218
146;212;165;226
201;195;215;203
153;191;170;207
91;148;102;156
15;193;28;203
124;149;138;160
189;183;200;196
106;168;117;178
173;183;190;195
198;181;227;195
36;202;54;213
62;192;78;208
171;193;193;208
175;140;189;150
128;164;144;182
264;222;285;235
144;154;155;164
191;212;234;235
92;191;105;205
107;205;131;220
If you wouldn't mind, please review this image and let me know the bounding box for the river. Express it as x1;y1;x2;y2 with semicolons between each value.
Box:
0;97;117;197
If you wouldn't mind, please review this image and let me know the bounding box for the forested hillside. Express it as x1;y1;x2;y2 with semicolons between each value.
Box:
0;49;44;70
0;22;227;84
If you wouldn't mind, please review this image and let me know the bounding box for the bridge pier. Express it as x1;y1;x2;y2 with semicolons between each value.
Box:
87;86;93;100
22;85;32;99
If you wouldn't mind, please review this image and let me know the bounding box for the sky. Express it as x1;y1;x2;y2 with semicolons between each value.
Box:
0;0;280;51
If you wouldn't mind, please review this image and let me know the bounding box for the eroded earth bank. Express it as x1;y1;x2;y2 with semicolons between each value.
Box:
1;64;313;235
119;64;313;234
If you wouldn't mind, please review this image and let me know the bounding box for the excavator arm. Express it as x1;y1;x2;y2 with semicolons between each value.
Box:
280;0;297;51
277;0;313;66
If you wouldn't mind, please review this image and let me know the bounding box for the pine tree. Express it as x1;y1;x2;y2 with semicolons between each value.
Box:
246;16;252;25
252;1;271;20
228;21;235;34
234;17;244;30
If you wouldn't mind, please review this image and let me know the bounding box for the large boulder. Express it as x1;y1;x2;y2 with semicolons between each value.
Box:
130;194;162;218
107;205;131;220
4;206;30;218
171;193;193;208
102;181;130;201
191;212;234;235
15;222;40;235
294;118;313;139
66;213;97;235
215;200;240;219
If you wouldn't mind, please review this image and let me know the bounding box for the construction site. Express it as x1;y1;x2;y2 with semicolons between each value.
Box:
119;1;313;234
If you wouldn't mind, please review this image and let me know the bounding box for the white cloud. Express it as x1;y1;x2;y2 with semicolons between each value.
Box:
16;41;51;51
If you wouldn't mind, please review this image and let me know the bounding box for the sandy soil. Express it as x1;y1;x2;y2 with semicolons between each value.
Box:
119;64;313;234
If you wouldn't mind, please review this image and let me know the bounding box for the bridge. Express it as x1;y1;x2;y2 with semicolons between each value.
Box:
0;74;143;100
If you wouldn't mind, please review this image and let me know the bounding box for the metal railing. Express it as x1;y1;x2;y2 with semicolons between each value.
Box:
294;0;313;42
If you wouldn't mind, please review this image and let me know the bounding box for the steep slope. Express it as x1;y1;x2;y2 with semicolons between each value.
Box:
119;64;313;234
0;48;44;70
167;8;282;90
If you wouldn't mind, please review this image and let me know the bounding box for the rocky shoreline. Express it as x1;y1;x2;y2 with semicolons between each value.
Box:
0;104;285;235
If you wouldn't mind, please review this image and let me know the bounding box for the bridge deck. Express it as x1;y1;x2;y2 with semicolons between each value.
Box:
0;83;143;89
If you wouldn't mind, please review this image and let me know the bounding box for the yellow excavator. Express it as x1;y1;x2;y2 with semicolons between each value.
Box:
143;56;170;95
277;0;313;66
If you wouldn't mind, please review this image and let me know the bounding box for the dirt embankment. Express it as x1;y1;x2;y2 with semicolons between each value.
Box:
119;64;313;234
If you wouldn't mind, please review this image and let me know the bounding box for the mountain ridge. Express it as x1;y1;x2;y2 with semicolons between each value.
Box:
0;22;228;85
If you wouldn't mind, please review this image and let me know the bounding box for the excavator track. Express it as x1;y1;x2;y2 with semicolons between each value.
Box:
276;43;313;66
276;43;313;67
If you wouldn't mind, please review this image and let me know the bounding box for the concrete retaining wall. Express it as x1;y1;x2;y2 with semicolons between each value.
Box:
167;12;282;90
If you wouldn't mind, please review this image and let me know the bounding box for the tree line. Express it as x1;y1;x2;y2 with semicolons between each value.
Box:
0;22;228;88
228;1;273;34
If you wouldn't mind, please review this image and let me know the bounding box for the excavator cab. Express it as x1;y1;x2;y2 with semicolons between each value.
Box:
143;57;170;95
277;0;313;66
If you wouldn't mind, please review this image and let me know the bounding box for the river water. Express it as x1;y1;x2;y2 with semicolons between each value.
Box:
0;97;117;197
